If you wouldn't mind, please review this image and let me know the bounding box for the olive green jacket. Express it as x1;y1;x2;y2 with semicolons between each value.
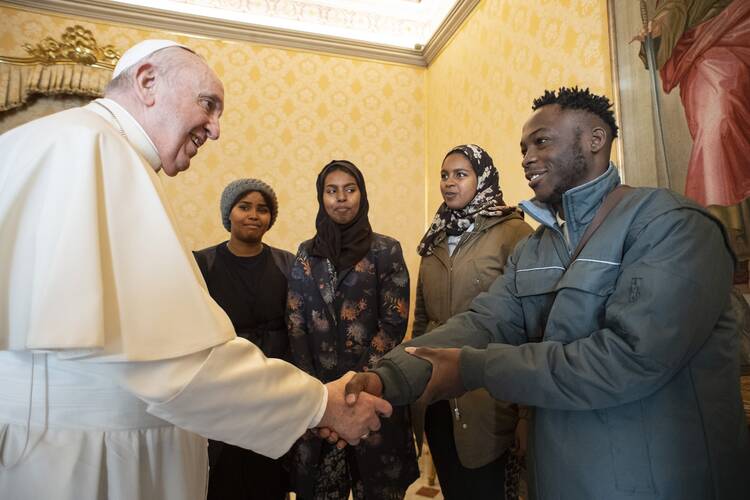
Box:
412;213;533;468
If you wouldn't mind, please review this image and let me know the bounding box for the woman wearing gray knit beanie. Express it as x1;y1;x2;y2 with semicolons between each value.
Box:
193;178;295;500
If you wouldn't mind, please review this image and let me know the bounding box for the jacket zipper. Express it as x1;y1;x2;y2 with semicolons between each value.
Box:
448;232;473;424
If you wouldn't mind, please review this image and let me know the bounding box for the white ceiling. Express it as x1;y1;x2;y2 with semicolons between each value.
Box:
107;0;460;49
5;0;479;65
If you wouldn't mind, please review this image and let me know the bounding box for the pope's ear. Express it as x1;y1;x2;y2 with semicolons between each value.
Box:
133;63;158;106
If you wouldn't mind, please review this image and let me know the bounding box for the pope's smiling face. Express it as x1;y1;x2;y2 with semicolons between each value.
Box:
144;51;224;176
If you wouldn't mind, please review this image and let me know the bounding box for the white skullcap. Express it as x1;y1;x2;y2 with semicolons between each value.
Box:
112;39;191;79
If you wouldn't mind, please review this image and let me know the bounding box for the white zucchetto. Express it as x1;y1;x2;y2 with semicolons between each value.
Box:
112;39;191;78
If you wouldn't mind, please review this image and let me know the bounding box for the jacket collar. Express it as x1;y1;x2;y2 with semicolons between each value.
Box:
430;211;525;268
85;98;161;170
520;163;620;249
472;211;524;232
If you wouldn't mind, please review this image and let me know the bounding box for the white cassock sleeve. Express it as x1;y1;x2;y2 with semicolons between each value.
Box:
84;337;327;459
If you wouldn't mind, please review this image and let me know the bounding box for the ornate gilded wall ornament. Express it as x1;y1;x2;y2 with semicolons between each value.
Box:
0;25;122;112
6;25;121;69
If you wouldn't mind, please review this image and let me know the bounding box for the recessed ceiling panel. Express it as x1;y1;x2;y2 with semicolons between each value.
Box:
107;0;459;48
5;0;478;65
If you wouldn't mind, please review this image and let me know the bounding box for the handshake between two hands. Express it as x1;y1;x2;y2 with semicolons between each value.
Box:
315;346;464;448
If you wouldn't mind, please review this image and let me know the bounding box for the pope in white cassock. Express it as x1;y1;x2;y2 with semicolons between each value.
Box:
0;40;390;500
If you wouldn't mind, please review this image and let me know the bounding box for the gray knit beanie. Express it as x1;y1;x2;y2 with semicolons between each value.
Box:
220;178;279;231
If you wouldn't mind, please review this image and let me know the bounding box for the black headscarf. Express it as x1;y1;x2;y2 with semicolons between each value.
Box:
417;144;519;256
309;160;373;271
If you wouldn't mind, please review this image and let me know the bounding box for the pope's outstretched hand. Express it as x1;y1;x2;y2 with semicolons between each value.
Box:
317;371;392;447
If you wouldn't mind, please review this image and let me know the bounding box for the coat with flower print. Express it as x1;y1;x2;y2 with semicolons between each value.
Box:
287;233;418;498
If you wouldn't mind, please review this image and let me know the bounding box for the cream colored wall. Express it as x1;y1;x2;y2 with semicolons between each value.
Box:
425;0;614;219
1;2;615;329
0;5;426;281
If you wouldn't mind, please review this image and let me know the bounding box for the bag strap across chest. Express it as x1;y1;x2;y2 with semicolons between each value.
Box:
532;185;633;343
568;184;633;264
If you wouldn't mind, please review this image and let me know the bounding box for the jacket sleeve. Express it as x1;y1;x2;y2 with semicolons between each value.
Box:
286;250;317;376
374;240;528;405
411;274;427;338
367;240;410;367
461;209;734;410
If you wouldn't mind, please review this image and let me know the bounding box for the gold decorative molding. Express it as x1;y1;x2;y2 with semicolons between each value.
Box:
0;0;479;67
18;25;120;69
0;24;119;111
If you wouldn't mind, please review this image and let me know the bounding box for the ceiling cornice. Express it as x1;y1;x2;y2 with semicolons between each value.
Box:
422;0;480;64
1;0;480;67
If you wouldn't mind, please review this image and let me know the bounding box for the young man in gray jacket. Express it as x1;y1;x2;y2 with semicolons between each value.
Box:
345;87;750;500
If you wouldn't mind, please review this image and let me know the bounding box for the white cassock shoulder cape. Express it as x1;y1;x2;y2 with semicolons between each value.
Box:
0;100;326;499
0;98;234;360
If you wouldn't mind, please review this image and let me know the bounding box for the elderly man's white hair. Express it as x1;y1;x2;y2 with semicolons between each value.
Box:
105;40;195;95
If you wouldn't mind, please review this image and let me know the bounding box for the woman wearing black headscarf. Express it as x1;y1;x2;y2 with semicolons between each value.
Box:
413;144;533;500
287;160;418;500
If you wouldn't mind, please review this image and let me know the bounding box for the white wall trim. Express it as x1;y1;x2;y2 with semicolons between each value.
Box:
422;0;480;64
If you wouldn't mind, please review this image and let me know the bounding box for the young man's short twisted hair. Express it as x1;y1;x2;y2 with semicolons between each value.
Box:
532;86;619;139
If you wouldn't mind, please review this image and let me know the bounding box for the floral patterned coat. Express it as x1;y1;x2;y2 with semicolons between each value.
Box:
287;233;418;498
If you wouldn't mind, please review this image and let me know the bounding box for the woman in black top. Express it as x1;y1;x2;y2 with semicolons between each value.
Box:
194;178;294;500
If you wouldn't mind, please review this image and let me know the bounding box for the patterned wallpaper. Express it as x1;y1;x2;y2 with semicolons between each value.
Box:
0;5;427;281
0;1;613;330
425;0;614;216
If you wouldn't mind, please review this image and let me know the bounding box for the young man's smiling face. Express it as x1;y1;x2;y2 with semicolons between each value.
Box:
520;104;598;210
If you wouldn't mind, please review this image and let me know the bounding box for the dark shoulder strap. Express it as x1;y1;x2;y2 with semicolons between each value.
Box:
569;184;633;263
193;246;217;278
269;246;295;281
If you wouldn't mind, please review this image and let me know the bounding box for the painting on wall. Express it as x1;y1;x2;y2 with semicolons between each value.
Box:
607;0;750;284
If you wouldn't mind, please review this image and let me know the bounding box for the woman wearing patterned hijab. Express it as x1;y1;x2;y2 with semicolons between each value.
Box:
287;160;418;500
413;145;533;500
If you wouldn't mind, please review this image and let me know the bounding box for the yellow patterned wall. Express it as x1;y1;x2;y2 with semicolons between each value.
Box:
425;0;614;216
0;1;614;330
0;5;426;279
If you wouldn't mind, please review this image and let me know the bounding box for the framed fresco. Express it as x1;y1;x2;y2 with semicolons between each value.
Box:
608;0;689;192
607;0;750;280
